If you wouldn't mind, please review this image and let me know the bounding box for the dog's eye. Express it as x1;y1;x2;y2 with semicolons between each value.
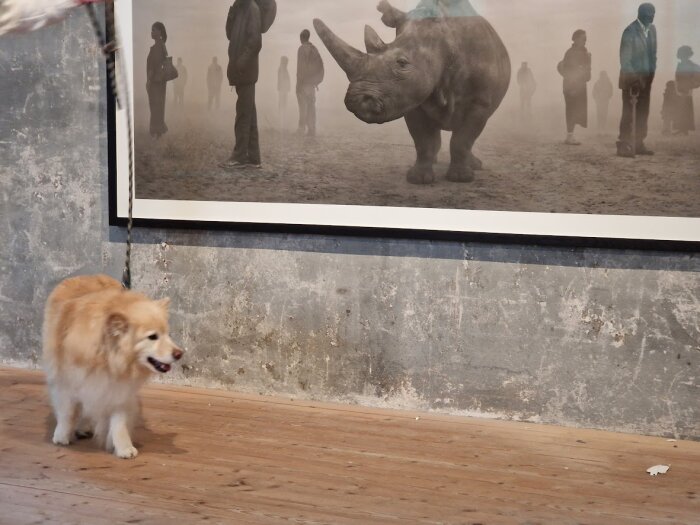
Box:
148;333;159;341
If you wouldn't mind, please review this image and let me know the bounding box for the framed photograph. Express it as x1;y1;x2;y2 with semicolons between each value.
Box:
109;0;700;248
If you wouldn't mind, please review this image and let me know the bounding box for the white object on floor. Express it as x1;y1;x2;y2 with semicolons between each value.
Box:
646;465;670;476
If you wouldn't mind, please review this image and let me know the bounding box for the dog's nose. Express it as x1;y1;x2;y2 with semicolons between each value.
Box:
172;348;184;361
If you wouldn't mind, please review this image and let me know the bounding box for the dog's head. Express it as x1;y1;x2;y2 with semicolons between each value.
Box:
105;295;184;376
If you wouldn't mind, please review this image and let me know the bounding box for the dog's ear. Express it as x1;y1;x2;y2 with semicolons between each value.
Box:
106;313;129;339
156;298;171;311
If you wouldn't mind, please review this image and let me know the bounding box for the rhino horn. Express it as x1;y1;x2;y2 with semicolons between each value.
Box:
313;18;366;80
364;25;387;54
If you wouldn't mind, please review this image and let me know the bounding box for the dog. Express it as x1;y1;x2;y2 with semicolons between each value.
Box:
42;274;184;459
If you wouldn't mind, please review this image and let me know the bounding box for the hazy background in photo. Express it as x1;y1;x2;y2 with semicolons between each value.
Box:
131;0;698;137
128;0;700;217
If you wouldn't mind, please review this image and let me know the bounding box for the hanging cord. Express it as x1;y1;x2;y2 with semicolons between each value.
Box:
85;3;134;290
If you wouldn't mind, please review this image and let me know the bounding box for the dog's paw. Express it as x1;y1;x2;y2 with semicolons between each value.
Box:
115;446;139;459
52;433;72;446
51;430;70;446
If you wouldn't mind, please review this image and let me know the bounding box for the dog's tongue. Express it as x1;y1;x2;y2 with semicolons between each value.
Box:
149;357;171;373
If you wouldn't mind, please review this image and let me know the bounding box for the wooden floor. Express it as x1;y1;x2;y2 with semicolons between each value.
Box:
1;368;698;525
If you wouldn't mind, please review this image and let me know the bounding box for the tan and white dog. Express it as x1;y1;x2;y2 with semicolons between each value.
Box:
42;274;184;459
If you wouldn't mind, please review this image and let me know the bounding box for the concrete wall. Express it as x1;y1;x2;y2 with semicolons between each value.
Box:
1;11;698;440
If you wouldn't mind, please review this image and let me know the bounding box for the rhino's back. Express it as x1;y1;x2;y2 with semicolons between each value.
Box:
446;15;510;97
418;14;510;129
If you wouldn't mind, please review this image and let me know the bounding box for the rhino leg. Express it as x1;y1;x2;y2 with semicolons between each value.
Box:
468;153;483;171
446;106;491;183
404;108;440;185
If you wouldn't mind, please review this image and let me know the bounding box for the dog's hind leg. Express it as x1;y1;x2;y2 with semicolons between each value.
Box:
92;417;109;449
74;412;94;440
50;387;79;446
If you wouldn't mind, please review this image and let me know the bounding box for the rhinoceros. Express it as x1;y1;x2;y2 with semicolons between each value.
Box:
313;0;510;184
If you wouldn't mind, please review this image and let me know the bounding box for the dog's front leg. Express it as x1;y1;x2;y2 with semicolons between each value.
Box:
50;387;78;445
108;411;138;459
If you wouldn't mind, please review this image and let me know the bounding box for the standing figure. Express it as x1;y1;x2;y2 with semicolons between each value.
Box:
674;45;700;135
661;80;679;135
617;3;657;157
557;29;591;145
146;22;169;138
592;71;613;131
173;57;188;109
207;57;223;110
516;62;536;120
296;29;324;136
220;0;266;170
277;56;290;125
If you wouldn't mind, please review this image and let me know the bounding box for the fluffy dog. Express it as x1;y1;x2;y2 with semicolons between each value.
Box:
42;274;183;459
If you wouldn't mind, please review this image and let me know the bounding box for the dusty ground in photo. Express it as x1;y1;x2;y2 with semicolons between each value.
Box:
135;109;700;218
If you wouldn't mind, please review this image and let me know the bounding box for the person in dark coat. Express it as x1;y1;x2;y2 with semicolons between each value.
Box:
221;0;264;169
592;71;613;131
207;57;223;111
296;29;324;136
674;45;700;135
517;62;536;120
557;29;591;145
146;22;169;138
661;80;679;135
617;3;657;157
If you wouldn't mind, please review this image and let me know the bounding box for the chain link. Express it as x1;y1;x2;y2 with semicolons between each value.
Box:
86;3;134;290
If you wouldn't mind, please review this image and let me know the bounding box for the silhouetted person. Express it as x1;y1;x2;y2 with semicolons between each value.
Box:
675;45;700;135
174;57;188;109
146;22;168;138
517;62;536;119
557;29;591;145
220;0;266;170
278;56;290;124
661;80;679;135
207;57;223;110
296;29;324;136
617;3;657;157
592;71;613;131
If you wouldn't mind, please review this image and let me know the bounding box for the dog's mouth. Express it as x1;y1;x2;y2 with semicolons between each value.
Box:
147;357;171;373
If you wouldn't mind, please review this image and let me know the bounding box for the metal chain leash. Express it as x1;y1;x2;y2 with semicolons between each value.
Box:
85;2;134;290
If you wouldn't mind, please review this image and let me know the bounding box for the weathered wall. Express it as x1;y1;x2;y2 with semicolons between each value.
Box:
1;12;698;440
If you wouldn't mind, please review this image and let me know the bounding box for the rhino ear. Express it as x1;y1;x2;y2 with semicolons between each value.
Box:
364;25;387;54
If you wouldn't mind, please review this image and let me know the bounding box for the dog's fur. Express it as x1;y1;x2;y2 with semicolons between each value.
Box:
43;275;183;459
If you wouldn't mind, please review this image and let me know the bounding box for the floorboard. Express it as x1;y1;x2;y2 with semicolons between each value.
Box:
1;368;698;524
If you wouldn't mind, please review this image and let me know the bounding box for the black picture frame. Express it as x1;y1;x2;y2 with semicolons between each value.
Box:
107;0;700;252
